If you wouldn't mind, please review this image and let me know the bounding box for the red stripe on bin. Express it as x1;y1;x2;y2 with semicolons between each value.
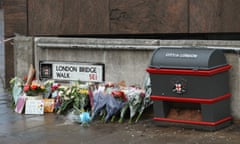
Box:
150;93;231;104
146;65;231;76
153;116;232;126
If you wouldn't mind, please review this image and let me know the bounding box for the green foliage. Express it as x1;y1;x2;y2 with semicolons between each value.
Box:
57;83;89;115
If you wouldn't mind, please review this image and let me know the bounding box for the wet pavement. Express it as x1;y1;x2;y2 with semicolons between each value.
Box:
1;86;240;144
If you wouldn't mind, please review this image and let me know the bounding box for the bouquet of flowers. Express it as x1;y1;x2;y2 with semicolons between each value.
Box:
9;77;24;105
57;82;90;115
21;64;46;97
23;80;45;96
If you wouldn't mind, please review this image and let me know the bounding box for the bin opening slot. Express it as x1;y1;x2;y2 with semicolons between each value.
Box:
166;102;202;122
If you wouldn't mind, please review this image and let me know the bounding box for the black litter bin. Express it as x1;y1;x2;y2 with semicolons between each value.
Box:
146;47;232;131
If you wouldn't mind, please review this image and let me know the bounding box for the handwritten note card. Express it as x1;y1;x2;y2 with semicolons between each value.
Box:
25;99;44;115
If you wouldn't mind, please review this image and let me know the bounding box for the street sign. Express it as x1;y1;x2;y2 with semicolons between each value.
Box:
39;61;105;82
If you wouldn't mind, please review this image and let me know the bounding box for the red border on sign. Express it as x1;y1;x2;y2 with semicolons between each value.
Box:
146;65;231;76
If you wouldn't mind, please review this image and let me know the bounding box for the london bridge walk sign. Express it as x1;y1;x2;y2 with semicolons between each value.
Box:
39;61;104;82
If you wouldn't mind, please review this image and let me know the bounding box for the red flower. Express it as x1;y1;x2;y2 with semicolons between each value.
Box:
112;91;127;102
31;84;38;90
23;84;30;92
51;83;61;91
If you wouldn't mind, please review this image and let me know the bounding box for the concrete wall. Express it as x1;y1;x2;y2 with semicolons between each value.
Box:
33;37;157;87
14;36;240;119
13;36;33;78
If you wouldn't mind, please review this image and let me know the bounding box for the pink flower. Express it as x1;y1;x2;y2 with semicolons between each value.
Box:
23;84;30;92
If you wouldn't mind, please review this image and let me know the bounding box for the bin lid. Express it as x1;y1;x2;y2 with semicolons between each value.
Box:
149;47;227;70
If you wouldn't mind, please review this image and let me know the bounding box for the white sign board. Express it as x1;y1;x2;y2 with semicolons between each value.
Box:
25;99;44;115
52;63;104;82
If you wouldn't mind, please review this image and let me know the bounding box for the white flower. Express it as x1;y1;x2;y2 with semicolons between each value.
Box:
66;89;71;95
44;79;54;85
58;91;64;97
64;96;70;100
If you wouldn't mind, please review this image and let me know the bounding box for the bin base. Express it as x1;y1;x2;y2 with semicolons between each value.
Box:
153;116;232;131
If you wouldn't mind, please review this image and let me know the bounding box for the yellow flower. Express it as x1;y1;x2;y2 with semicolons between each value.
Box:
79;89;88;95
40;85;45;90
